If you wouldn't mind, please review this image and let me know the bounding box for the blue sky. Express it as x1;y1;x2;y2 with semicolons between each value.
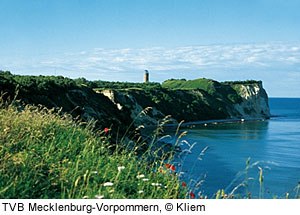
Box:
1;0;300;97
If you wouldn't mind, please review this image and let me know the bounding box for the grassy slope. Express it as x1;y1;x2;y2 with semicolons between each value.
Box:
162;78;215;93
0;101;186;199
162;78;244;105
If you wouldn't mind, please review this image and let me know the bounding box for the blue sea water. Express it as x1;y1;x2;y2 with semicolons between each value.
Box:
165;98;300;198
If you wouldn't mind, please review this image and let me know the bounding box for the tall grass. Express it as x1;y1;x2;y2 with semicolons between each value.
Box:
0;99;186;198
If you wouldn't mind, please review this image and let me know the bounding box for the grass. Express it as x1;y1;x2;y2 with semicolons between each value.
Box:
0;98;187;199
162;78;215;93
162;78;243;105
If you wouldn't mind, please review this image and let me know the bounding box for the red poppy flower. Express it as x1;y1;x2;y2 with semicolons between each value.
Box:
165;163;171;169
104;128;109;133
182;182;187;187
190;192;195;198
165;163;175;172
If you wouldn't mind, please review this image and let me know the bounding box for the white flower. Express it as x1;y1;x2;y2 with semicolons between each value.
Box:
138;190;144;194
118;166;125;171
142;178;149;181
103;182;114;187
95;195;104;199
92;171;98;174
136;174;145;179
83;196;89;199
151;183;162;187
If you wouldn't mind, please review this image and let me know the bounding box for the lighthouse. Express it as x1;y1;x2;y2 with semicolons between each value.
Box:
143;70;149;83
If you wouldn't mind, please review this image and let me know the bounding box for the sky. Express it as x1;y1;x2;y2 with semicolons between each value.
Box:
1;0;300;97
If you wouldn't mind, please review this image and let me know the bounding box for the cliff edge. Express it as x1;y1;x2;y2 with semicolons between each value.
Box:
0;72;270;130
100;79;270;126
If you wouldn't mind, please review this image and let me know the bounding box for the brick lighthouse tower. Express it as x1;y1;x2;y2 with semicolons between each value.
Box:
143;70;149;83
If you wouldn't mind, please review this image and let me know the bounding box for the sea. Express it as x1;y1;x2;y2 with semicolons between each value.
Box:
164;98;300;198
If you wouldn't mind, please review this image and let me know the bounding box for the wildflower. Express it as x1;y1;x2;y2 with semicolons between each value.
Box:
95;195;104;199
190;192;195;198
142;178;149;181
136;174;145;179
138;190;144;194
103;182;114;187
118;166;125;171
182;182;187;187
104;128;109;133
165;163;171;169
151;183;162;187
160;169;166;173
92;171;98;174
165;163;175;172
83;196;89;199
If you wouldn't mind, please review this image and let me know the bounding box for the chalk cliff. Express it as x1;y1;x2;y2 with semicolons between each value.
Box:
230;82;270;119
100;79;270;126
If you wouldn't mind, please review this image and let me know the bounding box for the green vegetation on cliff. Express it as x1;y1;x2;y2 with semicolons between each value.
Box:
163;78;243;102
162;78;215;92
162;78;248;104
163;78;262;90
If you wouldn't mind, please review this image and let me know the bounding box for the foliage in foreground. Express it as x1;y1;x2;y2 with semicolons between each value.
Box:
0;100;186;199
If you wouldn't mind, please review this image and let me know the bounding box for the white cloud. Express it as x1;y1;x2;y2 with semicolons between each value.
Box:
6;42;300;77
3;42;300;96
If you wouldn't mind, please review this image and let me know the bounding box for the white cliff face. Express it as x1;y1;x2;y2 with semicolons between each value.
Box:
100;90;176;126
232;83;270;119
101;90;123;110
